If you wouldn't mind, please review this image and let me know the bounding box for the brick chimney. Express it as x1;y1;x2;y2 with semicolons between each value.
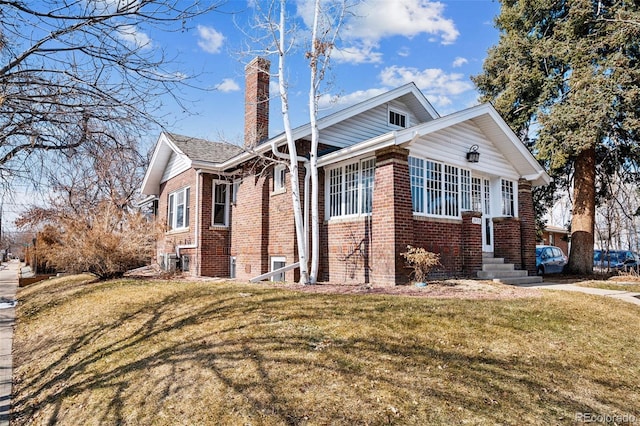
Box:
244;57;270;147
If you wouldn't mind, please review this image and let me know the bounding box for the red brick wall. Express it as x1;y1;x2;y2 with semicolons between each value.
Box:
370;146;414;286
462;211;483;274
267;163;299;282
413;217;463;276
518;179;537;274
230;163;270;280
199;174;232;277
244;57;270;147
156;169;197;263
493;217;522;268
321;217;373;284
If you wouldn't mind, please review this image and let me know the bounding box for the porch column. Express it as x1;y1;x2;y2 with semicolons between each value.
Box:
371;146;413;286
518;179;537;274
462;211;483;275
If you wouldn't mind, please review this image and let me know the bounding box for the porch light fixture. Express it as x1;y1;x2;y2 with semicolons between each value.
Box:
466;144;480;163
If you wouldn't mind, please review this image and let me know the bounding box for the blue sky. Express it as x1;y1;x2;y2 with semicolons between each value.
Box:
141;0;502;147
4;0;503;230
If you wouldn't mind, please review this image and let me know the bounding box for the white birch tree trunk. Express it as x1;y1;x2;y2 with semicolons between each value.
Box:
308;0;321;284
276;0;309;283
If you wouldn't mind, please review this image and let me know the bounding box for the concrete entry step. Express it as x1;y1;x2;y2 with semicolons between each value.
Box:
478;270;528;279
493;276;544;285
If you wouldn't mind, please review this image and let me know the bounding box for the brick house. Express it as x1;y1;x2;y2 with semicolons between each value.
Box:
140;58;550;285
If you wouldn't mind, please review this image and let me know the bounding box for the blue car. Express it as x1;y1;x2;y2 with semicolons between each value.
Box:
593;250;639;272
536;245;568;275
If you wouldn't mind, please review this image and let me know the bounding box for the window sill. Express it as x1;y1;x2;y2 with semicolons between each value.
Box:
325;214;372;225
209;224;230;230
166;227;190;235
271;188;287;196
412;214;462;224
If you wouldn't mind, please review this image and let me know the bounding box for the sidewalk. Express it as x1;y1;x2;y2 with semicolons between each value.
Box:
0;260;19;425
521;281;640;306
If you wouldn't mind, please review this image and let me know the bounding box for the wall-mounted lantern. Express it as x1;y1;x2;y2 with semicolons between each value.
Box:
466;144;480;163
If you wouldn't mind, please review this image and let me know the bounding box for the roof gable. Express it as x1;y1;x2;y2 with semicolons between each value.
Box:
317;103;550;186
140;132;243;196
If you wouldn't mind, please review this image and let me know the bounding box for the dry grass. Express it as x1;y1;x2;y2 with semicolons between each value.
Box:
12;275;640;425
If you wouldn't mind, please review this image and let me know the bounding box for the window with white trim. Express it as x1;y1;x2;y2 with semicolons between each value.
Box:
213;181;230;226
327;158;376;218
460;169;471;211
274;164;286;191
501;179;515;216
231;180;241;204
271;256;286;282
409;156;472;218
167;187;190;230
389;109;407;128
409;157;424;213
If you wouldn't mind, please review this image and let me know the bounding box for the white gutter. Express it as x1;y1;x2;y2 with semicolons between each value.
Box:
176;169;202;261
271;139;311;263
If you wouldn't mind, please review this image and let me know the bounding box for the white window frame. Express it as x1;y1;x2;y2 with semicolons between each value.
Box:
212;181;230;227
167;187;190;230
231;179;241;204
271;256;286;282
409;156;474;219
388;107;408;128
273;164;286;192
501;179;516;216
325;157;376;219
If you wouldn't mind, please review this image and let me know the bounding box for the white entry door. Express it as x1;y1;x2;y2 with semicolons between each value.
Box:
473;177;493;252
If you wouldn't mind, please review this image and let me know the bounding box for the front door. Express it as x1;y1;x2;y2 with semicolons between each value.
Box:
473;177;493;252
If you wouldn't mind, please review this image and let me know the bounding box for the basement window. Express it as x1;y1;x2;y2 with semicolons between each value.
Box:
271;256;286;282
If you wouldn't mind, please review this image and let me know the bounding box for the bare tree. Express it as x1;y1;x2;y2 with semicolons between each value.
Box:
247;0;349;283
16;140;156;279
0;0;221;182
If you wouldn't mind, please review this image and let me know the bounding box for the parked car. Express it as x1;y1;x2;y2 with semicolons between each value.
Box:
535;245;568;275
593;249;639;272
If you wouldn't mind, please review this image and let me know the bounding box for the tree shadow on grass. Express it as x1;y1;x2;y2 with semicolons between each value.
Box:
11;283;640;425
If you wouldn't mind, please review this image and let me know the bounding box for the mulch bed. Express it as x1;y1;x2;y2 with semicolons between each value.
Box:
126;266;542;300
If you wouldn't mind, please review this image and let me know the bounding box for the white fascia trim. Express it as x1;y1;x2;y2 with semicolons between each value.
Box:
395;103;551;185
317;132;397;168
140;132;193;195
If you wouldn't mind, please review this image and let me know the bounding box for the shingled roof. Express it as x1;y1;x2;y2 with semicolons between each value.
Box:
166;132;243;164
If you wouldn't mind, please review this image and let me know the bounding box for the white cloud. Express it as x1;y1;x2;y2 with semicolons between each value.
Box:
318;88;388;110
397;46;411;57
379;65;473;108
117;24;152;50
452;57;468;68
333;43;383;64
293;0;458;65
196;25;225;54
344;0;459;45
215;78;240;93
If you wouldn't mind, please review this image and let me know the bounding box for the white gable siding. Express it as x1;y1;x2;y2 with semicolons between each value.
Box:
408;121;520;181
160;151;190;183
320;102;422;148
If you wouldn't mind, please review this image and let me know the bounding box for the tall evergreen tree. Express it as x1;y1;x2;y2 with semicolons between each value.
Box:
473;0;640;274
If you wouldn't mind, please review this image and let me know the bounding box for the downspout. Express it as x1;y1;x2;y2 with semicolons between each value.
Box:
271;140;310;260
176;169;202;270
304;161;310;256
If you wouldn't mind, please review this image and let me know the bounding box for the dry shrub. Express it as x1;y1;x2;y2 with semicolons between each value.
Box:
401;245;441;283
28;203;158;280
